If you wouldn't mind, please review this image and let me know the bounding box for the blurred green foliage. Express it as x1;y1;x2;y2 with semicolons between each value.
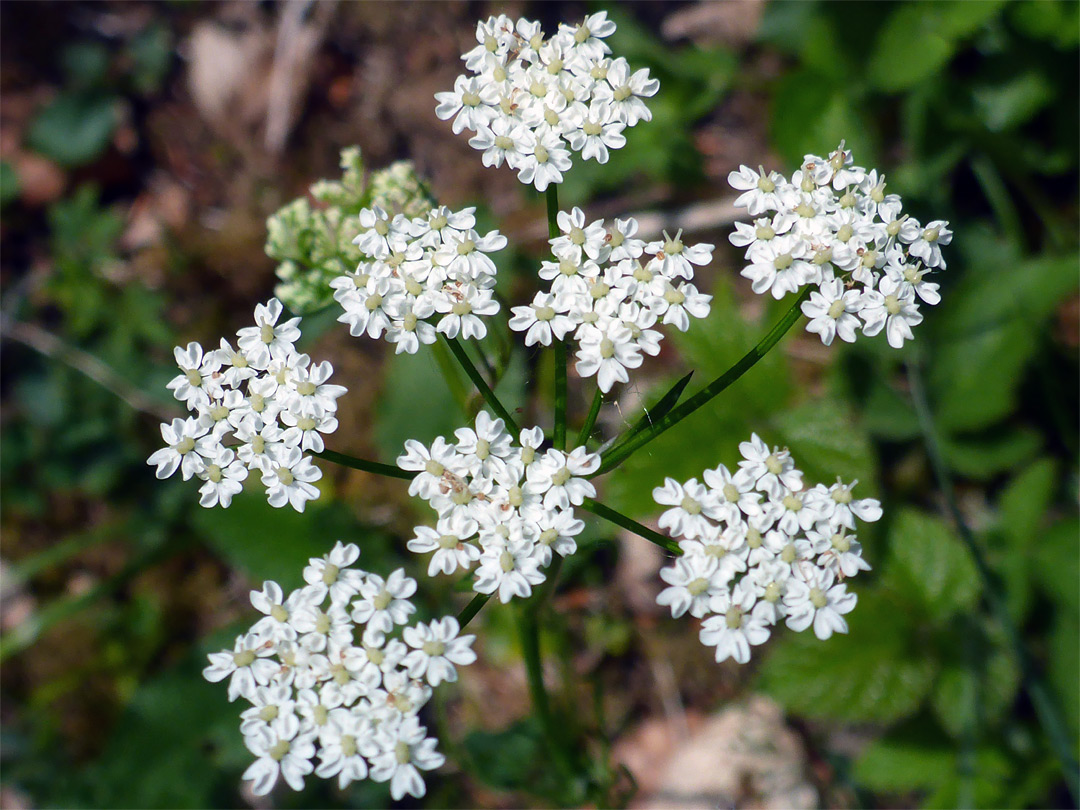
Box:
2;1;1077;808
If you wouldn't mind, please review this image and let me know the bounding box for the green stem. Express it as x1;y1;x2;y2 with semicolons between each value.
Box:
580;498;681;556
517;556;577;787
545;185;568;451
457;592;491;630
313;449;415;480
577;389;603;448
554;341;568;450
595;288;810;475
430;339;471;415
908;360;1080;803
441;334;520;433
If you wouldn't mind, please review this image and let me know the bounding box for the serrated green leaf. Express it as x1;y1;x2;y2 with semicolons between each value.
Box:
884;509;979;622
772;397;878;493
759;590;937;724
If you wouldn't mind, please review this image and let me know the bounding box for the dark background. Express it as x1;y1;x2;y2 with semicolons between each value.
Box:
1;2;1077;807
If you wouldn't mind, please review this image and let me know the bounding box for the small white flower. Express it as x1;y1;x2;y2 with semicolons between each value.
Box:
402;617;477;686
783;567;857;640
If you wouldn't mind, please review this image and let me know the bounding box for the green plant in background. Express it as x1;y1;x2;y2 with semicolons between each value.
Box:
1;2;1076;809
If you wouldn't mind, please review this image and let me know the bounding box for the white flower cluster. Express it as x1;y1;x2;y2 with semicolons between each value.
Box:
148;298;344;512
654;433;881;664
331;204;507;354
729;142;951;349
397;412;599;602
435;12;659;191
203;543;476;800
510;207;714;393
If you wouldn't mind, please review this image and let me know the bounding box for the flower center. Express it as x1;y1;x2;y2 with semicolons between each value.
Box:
313;704;329;725
680;495;702;515
185;369;202;386
260;323;276;344
782;494;802;512
535;305;555;322
297;381;317;396
475;438;490;459
809;587;828;609
755;224;775;240
423;640;446;657
210;404;229;422
590;282;610;300
206;464;222;484
539;528;558;545
425;459;445;476
269;740;291;761
452;301;472;317
765;454;783;475
499;550;515;573
884;294;901;315
773;253;793;271
764;581;781;602
827;299;846;319
373;589;392;611
544;108;560;126
176;436;196;455
495;134;515;151
663;287;685;305
612;84;632;102
832;486;852;504
534;144;550;164
277;468;294;486
271;605;289;622
322;563;339;585
438;534;459;550
832;533;851;553
551;467;572;486
686;577;709;596
781;543;797;563
559;259;578;276
725;606;744;629
341;735;358;757
923;227;940;243
599;338;615;359
259;705;279;722
457;238;476;256
251;435;266;454
569;226;587;246
746;527;762;548
365;293;383;311
396;741;411;765
583;120;603;136
796;202;816;219
374;219;389;236
233;650;256;668
757;175;775;192
837;224;854;243
315;613;331;635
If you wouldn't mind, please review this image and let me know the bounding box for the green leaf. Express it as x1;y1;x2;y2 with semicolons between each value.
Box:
998;458;1056;546
0;160;19;206
770;69;876;167
1032;517;1080;613
1047;610;1080;743
941;427;1042;480
868;2;1007;91
127;24;173;95
772;397;878;493
930;622;1020;738
623;371;694;442
854;735;954;791
759;589;937;724
868;5;958;91
883;509;979;623
972;71;1055;132
1009;0;1080;47
860;376;921;441
463;719;565;799
374;348;463;461
27;92;117;167
190;491;347;590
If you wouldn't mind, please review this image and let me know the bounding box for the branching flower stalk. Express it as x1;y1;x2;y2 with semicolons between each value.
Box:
145;10;958;803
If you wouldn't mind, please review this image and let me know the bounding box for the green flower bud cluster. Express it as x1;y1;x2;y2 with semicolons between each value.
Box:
266;148;431;314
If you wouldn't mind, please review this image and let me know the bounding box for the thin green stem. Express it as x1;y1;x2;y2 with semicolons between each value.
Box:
580;498;681;556
908;360;1080;803
441;334;520;433
554;341;568;450
577;389;603;448
457;592;491;630
595;288;810;476
517;556;577;788
430;339;471;415
313;449;415;480
545;185;568;451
